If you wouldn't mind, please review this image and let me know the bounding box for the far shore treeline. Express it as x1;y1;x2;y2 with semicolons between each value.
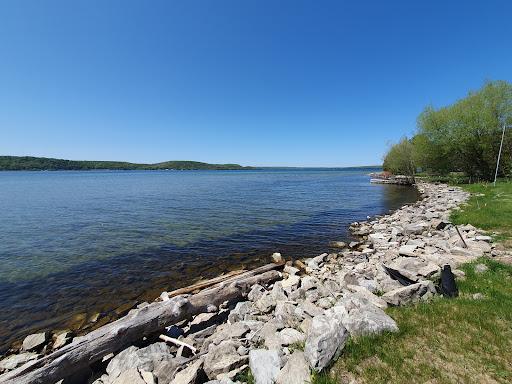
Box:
384;80;512;182
0;156;254;171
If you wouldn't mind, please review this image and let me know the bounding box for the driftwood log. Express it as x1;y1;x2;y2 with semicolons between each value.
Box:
0;264;282;384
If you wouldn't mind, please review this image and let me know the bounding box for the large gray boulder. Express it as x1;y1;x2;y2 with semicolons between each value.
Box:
304;308;349;371
249;349;281;384
276;351;311;384
382;281;436;306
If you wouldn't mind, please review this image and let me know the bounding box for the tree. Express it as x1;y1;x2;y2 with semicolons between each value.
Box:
383;137;416;177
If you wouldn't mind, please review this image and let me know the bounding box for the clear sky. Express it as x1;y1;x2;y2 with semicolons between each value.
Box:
1;1;511;167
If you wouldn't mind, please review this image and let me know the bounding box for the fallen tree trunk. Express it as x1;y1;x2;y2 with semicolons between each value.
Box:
0;267;282;384
166;262;282;297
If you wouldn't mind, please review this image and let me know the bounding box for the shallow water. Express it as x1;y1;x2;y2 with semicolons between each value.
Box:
0;168;418;351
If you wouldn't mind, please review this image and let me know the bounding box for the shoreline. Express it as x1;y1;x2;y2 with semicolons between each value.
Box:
0;179;418;355
2;181;499;384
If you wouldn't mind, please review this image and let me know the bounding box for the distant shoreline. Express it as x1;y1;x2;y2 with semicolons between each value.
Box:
0;156;382;171
0;156;255;171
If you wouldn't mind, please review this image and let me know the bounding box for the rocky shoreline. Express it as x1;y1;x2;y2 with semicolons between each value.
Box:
0;182;502;384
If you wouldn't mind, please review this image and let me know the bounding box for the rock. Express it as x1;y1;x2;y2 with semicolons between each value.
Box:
472;293;485;300
22;332;49;351
304;310;349;371
385;257;440;281
284;265;300;275
153;358;188;384
52;330;73;350
404;223;428;235
475;235;492;242
204;340;247;379
382;281;436;306
301;276;318;291
301;300;323;317
0;352;38;371
140;371;157;384
398;244;418;257
274;301;301;328
278;328;306;346
339;300;398;337
206;322;250;346
281;274;300;289
249;349;281;384
475;263;489;273
171;359;204;384
329;241;347;249
254;292;277;313
275;351;311;384
347;285;388;310
271;252;284;263
111;369;147;384
349;241;361;249
228;301;252;323
271;282;288;301
106;343;177;381
248;284;266;302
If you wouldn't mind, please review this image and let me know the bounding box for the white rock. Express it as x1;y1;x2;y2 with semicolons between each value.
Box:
249;349;281;384
282;274;300;289
304;310;348;371
22;332;48;351
275;351;311;384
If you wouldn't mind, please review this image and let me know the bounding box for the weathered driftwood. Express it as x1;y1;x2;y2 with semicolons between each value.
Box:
0;267;281;384
159;334;197;354
166;269;247;297
166;262;282;298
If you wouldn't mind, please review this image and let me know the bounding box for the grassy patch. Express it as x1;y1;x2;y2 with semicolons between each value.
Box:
329;258;512;384
450;181;512;242
234;367;255;384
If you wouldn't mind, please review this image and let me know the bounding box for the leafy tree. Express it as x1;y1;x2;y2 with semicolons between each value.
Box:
383;137;416;177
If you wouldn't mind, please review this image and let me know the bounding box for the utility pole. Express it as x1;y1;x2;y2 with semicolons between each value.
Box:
494;123;511;187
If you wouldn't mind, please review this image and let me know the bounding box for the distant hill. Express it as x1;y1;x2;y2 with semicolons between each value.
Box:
0;156;254;171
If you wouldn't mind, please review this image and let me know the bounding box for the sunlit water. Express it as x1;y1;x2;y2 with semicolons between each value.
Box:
0;168;418;351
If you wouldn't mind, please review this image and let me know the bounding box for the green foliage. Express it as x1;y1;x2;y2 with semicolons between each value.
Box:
451;181;512;241
330;258;512;383
0;156;253;171
382;137;416;176
234;367;255;384
386;80;512;181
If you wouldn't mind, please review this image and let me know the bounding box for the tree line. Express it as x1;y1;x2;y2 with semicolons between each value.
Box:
0;156;253;171
383;80;512;182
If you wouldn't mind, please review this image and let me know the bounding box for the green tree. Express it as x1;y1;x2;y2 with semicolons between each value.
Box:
414;80;512;181
383;137;416;177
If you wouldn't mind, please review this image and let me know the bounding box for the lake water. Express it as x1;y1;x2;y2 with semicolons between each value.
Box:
0;168;419;351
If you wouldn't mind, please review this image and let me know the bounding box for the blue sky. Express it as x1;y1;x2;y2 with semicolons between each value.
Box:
1;1;511;167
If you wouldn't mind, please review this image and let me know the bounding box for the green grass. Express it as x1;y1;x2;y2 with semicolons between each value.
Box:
326;258;512;384
450;181;512;242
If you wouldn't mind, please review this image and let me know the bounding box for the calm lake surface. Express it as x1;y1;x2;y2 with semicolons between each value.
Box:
0;168;419;351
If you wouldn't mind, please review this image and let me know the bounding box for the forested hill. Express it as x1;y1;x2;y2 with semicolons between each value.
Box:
0;156;254;171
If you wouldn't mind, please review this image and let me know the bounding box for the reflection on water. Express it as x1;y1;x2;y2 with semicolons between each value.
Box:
0;169;419;351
